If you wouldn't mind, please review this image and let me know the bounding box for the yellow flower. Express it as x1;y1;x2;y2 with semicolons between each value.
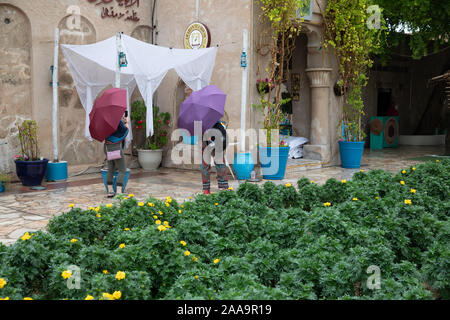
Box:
375;196;379;200
123;197;128;200
0;278;7;289
21;232;31;241
0;297;9;300
128;194;134;198
148;202;154;207
184;250;191;256
68;204;75;208
138;202;145;207
213;258;220;264
341;179;346;184
215;203;219;206
402;170;406;174
96;214;101;218
106;204;113;208
228;187;233;191
23;297;33;300
400;181;405;185
360;169;364;173
158;211;163;215
188;196;193;200
88;207;95;211
180;241;187;246
310;180;315;183
323;202;331;207
165;202;170;207
352;198;358;201
61;270;72;279
119;243;126;249
180;205;184;208
436;160;440;163
157;225;167;232
153;215;158;219
404;199;412;205
195;275;199;279
412;167;416;171
124;228;130;231
70;239;78;243
102;293;114;300
155;220;161;225
95;207;100;212
112;291;122;300
192;256;198;262
85;295;94;300
410;189;416;194
115;271;126;281
285;183;292;187
163;221;169;226
103;270;109;274
178;210;182;214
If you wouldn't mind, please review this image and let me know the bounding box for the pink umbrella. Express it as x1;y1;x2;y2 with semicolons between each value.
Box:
89;88;127;142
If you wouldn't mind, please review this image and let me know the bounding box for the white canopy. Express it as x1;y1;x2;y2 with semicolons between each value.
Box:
61;34;218;140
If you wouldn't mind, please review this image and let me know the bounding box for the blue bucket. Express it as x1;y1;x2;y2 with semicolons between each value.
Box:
182;132;199;145
0;182;4;193
339;140;365;168
258;146;290;180
46;161;68;181
233;152;255;180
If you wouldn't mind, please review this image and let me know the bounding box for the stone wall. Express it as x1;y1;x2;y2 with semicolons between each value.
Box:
0;0;152;173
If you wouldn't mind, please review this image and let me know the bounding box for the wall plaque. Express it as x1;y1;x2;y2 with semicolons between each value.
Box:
184;22;211;49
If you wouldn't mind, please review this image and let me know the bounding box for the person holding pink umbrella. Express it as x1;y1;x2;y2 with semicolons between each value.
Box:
89;88;129;197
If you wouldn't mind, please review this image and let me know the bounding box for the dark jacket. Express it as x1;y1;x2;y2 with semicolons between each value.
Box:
106;120;129;144
207;121;227;151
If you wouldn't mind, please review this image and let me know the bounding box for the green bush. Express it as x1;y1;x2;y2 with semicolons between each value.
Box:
0;160;449;300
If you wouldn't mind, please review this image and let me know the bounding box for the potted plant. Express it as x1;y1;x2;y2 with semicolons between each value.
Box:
0;171;11;193
131;101;171;171
252;0;308;179
320;0;385;168
14;120;49;186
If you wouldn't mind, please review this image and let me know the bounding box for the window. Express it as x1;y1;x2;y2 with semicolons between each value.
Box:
296;0;313;21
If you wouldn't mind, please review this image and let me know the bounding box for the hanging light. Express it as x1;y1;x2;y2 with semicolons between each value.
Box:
49;66;59;87
119;52;128;68
240;51;247;68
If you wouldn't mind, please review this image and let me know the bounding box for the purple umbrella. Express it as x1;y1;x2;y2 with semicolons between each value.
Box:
178;85;226;135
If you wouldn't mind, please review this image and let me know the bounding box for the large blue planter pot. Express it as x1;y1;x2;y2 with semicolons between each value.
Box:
258;146;290;180
233;152;255;180
339;141;365;168
15;159;49;186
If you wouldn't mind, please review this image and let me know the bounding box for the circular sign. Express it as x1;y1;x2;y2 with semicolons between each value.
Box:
184;22;211;49
384;118;399;145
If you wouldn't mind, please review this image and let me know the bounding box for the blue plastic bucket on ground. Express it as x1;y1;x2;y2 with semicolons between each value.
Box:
339;140;365;168
233;152;255;180
0;182;4;193
46;161;68;181
258;146;290;180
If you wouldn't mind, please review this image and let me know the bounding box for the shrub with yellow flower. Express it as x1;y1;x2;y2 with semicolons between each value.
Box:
213;259;220;264
85;295;94;300
0;278;7;289
184;250;191;256
285;183;292;188
68;204;75;208
404;199;412;205
115;271;126;281
119;243;126;249
400;181;405;185
157;225;167;232
323;202;332;207
138;202;145;207
21;232;31;241
113;291;122;300
410;189;417;194
180;241;187;246
61;270;72;279
70;239;78;243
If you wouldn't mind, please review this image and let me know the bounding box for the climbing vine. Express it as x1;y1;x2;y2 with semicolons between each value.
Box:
319;0;386;141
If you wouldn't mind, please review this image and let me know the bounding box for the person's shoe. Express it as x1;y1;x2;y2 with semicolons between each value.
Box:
203;190;211;195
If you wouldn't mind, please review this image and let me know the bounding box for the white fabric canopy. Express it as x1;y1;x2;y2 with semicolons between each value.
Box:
61;34;218;139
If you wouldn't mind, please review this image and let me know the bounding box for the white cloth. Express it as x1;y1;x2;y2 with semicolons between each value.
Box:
280;135;309;159
61;34;218;139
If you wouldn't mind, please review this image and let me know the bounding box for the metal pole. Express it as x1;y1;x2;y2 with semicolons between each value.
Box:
240;29;248;152
115;32;122;88
52;28;59;162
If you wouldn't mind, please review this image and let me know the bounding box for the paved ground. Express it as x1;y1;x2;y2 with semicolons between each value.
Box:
0;145;447;245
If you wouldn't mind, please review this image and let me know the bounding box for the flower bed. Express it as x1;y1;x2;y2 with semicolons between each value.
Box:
0;160;449;300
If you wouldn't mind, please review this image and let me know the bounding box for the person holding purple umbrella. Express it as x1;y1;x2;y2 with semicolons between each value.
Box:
201;120;229;194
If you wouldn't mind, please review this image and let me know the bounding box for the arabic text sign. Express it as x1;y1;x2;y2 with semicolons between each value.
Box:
87;0;140;22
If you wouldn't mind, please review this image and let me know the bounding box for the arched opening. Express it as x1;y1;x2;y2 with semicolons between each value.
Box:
0;4;32;172
58;15;98;165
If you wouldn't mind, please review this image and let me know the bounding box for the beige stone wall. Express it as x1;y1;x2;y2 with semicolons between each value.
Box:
0;0;152;172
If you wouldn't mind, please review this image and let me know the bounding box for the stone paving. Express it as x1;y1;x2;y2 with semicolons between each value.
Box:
0;145;447;245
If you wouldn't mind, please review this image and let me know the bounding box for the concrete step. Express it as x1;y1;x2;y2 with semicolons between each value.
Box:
285;158;322;174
